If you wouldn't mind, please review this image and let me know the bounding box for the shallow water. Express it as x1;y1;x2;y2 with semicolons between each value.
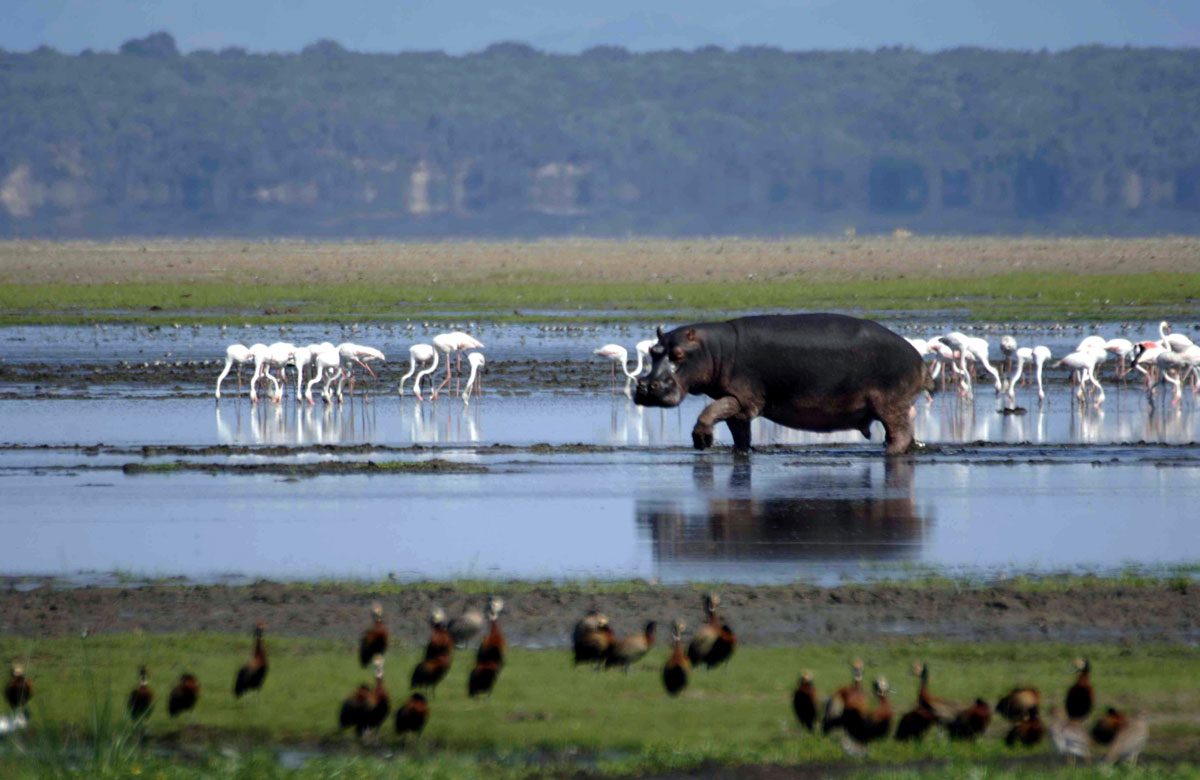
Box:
1;387;1198;448
2;320;1199;585
2;448;1197;585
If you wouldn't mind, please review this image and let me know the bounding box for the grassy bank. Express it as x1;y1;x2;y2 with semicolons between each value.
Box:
2;237;1199;324
1;635;1196;778
1;272;1198;325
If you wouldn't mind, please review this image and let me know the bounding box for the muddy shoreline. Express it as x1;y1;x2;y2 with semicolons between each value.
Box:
2;581;1195;646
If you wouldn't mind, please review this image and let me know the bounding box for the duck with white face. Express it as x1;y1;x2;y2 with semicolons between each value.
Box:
635;313;932;454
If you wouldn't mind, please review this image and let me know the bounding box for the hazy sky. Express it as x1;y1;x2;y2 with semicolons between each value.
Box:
4;0;1199;55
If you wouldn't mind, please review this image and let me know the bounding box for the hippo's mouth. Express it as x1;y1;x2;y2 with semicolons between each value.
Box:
634;379;684;408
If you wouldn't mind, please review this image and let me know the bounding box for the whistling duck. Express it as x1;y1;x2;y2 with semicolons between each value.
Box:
605;620;656;672
1090;706;1127;745
662;621;690;696
476;598;506;667
947;698;993;740
1005;706;1046;747
996;685;1041;722
233;622;268;698
4;665;32;713
573;611;615;666
1065;658;1093;720
359;602;389;667
842;677;893;753
128;666;154;721
822;660;866;735
792;671;818;732
687;594;736;670
168;673;200;717
411;608;453;692
359;656;390;735
394;693;430;740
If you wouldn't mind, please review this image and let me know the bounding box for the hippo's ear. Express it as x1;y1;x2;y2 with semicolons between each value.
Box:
685;328;697;343
656;326;664;341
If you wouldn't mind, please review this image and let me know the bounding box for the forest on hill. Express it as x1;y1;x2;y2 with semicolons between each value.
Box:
2;33;1199;237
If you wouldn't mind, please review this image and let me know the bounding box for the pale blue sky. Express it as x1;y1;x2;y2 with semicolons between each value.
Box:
3;0;1198;55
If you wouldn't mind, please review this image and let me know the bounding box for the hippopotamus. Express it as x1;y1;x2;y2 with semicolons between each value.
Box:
634;313;931;454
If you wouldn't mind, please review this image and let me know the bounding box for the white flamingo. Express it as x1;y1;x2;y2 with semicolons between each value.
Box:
1032;345;1051;403
412;349;440;402
1057;347;1105;405
594;343;636;396
1159;321;1195;354
247;343;279;404
215;344;255;400
399;344;436;398
634;339;657;377
335;343;385;400
305;349;342;405
432;332;484;399
461;352;486;405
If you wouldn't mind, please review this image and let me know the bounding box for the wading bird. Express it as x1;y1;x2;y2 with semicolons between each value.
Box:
594;343;636;396
398;344;436;398
432;332;484;399
128;666;154;721
233;622;268;699
411;348;440;402
359;603;388;668
215;344;255;400
336;343;385;399
462;352;486;405
662;621;690;696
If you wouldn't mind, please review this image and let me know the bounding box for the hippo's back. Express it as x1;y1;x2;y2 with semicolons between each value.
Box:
726;313;921;392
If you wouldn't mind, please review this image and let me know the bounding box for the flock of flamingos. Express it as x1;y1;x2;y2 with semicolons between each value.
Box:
213;320;1200;410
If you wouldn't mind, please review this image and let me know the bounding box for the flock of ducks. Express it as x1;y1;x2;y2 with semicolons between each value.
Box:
908;320;1200;408
796;657;1147;766
1;594;1147;767
214;332;486;406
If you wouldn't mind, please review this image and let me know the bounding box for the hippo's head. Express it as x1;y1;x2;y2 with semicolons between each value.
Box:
634;325;715;408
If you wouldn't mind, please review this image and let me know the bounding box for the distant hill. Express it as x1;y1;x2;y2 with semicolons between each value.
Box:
2;33;1198;237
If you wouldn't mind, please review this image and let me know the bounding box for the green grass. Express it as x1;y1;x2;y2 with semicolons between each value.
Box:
2;271;1198;324
1;635;1197;779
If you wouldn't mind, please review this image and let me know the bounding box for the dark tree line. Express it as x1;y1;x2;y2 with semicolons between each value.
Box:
2;33;1199;237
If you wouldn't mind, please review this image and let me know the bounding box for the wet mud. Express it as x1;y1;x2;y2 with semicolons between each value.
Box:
1;580;1195;646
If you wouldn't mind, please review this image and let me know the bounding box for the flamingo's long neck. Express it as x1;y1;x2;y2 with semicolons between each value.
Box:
631;350;645;378
464;362;479;395
1008;355;1024;395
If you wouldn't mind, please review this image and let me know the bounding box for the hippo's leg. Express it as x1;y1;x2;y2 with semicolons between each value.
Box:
692;396;742;451
725;417;752;453
879;397;916;455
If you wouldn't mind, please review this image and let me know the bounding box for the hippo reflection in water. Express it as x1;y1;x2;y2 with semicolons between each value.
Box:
639;459;924;567
634;313;932;454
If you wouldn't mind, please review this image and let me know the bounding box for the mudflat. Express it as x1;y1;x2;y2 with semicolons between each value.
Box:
2;580;1195;646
